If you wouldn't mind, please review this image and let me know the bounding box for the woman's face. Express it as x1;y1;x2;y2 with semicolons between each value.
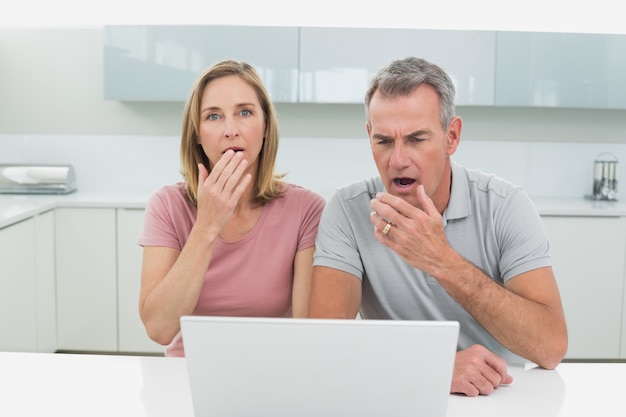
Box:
198;75;266;174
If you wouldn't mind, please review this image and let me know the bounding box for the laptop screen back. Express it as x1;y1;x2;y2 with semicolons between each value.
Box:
181;316;459;417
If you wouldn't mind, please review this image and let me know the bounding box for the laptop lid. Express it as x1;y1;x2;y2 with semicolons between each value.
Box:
181;316;459;417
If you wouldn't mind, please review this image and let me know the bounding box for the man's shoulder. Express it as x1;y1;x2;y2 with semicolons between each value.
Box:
458;165;522;198
333;176;384;202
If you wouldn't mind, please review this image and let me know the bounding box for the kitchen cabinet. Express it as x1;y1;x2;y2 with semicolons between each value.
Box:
496;32;626;109
55;208;117;352
541;215;626;359
34;210;56;353
0;218;37;351
55;207;162;354
103;25;626;110
117;208;163;354
103;25;300;102
0;210;55;353
299;27;496;105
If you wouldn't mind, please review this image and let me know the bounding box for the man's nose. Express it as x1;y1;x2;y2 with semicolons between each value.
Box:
389;142;409;169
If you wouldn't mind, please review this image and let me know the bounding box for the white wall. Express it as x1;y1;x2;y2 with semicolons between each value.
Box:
2;134;625;201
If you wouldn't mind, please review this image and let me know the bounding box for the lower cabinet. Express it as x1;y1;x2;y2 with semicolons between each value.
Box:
0;211;55;353
541;215;626;359
55;208;118;352
35;211;57;353
117;208;163;354
0;218;37;351
55;207;162;354
27;206;626;359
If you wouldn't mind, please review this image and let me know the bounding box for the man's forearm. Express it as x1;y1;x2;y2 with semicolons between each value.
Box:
433;252;568;368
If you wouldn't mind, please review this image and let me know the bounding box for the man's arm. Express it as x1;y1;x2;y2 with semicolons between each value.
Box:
309;264;514;396
435;255;567;369
308;266;362;319
370;185;568;369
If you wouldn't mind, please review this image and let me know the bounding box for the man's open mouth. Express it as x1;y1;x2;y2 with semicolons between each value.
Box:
394;178;416;187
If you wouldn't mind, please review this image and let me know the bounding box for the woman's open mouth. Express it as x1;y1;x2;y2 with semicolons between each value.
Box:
222;147;244;154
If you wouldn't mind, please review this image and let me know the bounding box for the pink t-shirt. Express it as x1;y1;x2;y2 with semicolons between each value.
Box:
137;182;326;356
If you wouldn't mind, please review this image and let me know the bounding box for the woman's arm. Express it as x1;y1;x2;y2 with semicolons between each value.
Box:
291;246;316;318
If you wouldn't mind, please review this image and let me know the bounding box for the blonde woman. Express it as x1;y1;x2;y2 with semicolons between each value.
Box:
138;60;325;357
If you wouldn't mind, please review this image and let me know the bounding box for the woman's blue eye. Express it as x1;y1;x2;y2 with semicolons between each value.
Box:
240;109;251;117
207;113;220;121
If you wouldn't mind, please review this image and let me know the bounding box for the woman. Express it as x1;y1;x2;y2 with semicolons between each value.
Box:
137;60;326;356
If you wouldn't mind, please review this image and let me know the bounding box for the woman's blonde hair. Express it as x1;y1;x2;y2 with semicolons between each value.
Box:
180;60;284;205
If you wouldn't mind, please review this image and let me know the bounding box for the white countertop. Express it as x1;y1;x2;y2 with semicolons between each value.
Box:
0;191;151;229
0;351;625;417
3;192;626;230
532;196;626;216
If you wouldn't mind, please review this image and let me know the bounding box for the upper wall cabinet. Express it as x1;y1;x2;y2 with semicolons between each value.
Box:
495;32;626;109
298;27;496;105
103;25;300;102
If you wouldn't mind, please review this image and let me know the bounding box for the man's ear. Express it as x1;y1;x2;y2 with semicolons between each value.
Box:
446;116;462;155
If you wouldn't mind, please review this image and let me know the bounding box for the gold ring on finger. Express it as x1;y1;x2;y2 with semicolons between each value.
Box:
382;221;392;236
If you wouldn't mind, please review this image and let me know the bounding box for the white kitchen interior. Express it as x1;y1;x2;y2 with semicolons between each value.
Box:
2;4;626;363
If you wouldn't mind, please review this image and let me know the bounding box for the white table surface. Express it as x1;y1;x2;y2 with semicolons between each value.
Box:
1;352;625;417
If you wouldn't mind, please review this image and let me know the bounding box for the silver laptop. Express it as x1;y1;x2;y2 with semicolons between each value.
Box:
181;316;459;417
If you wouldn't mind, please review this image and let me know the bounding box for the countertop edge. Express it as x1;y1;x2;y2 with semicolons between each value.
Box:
4;194;626;229
0;192;149;229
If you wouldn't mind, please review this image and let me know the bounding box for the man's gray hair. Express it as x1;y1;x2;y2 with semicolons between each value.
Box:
365;57;456;130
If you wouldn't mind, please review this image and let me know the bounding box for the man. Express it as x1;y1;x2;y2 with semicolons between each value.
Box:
309;57;568;397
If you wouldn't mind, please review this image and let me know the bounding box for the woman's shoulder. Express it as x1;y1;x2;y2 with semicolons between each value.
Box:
147;182;192;209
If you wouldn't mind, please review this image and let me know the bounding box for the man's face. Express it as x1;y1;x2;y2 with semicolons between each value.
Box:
367;84;460;210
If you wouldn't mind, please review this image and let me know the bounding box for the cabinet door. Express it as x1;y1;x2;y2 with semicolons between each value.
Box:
55;208;117;352
542;216;626;359
104;25;300;102
496;32;626;109
117;208;163;354
0;218;37;351
299;27;496;105
34;210;56;352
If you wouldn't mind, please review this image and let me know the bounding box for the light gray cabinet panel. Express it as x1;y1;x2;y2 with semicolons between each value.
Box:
56;208;117;352
496;32;626;109
0;211;56;353
117;208;162;354
104;25;299;102
0;218;37;352
299;27;496;105
542;216;626;359
34;211;56;353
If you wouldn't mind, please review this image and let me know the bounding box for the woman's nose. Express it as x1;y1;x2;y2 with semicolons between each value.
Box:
223;119;239;138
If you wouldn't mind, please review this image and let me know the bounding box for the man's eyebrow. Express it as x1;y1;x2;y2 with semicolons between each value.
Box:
404;129;431;139
371;133;393;141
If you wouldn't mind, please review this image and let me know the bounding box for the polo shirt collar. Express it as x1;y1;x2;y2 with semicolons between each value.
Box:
443;161;471;222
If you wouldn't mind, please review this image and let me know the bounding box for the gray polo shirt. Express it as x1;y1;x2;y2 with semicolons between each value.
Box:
314;161;551;364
